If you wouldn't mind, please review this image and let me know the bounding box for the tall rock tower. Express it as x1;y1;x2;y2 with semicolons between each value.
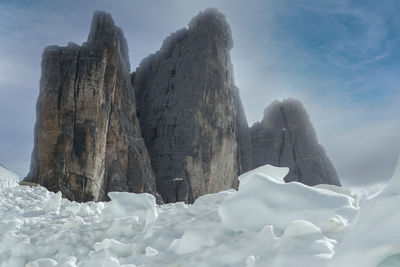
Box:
133;8;251;203
25;11;159;202
250;98;341;186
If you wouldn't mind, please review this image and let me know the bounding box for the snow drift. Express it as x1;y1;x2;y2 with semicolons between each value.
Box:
0;162;399;266
0;164;19;189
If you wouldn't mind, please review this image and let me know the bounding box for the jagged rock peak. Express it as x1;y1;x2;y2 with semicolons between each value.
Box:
25;11;159;202
146;8;233;62
86;11;130;70
262;98;311;126
87;11;116;41
188;8;233;49
251;98;341;186
133;8;249;203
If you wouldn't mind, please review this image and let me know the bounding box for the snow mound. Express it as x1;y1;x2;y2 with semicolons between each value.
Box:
328;158;400;267
0;164;19;189
219;165;357;232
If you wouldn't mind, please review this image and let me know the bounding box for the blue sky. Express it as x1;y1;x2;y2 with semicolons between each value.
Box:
0;0;399;186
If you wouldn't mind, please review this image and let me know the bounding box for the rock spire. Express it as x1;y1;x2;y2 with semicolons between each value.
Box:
250;98;341;186
25;11;159;202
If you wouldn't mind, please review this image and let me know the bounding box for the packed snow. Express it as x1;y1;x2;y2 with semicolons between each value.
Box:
0;162;399;267
0;164;19;189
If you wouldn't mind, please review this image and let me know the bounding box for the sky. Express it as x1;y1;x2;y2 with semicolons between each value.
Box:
0;0;399;187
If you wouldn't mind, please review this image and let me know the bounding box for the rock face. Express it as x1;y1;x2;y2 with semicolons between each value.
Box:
132;8;251;203
250;98;341;186
25;11;159;202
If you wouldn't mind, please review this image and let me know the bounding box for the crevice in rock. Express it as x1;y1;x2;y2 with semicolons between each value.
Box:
57;49;63;111
72;48;82;163
279;105;302;182
278;128;285;166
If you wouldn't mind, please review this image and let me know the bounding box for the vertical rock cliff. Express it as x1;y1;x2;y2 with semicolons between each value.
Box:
25;11;159;202
250;98;341;186
133;8;250;203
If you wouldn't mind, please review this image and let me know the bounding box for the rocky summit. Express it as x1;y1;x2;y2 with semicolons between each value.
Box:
25;11;159;202
132;8;252;203
250;98;341;186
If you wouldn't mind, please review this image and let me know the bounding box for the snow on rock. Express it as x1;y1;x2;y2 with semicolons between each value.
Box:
0;164;19;189
218;165;358;232
328;158;400;267
0;162;398;266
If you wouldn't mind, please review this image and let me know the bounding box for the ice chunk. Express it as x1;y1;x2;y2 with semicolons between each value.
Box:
169;229;217;255
238;164;289;186
77;257;136;267
101;192;157;225
93;239;136;258
245;255;257;267
192;189;235;208
281;220;321;238
219;167;357;232
56;257;77;267
45;192;62;214
254;225;278;244
145;246;158;256
26;258;57;267
314;184;359;207
321;215;349;234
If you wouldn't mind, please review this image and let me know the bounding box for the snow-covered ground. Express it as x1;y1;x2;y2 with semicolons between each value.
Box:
0;162;399;267
0;164;19;189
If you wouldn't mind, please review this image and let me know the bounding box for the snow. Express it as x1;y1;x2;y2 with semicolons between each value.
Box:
0;162;399;266
218;166;357;232
101;192;158;225
328;158;400;267
0;164;19;189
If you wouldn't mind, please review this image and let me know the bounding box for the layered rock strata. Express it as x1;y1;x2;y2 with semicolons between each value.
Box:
250;98;341;186
25;11;159;202
132;8;251;203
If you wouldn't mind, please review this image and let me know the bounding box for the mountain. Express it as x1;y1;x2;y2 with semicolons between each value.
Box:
24;11;159;202
132;8;251;203
250;98;341;186
25;9;340;203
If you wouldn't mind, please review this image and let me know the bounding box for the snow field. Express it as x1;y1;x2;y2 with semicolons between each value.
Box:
0;162;399;266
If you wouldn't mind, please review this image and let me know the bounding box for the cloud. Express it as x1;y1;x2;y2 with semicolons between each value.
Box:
309;100;400;186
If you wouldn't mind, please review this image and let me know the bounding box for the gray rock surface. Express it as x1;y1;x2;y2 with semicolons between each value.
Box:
250;98;341;186
25;11;159;202
133;8;250;203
